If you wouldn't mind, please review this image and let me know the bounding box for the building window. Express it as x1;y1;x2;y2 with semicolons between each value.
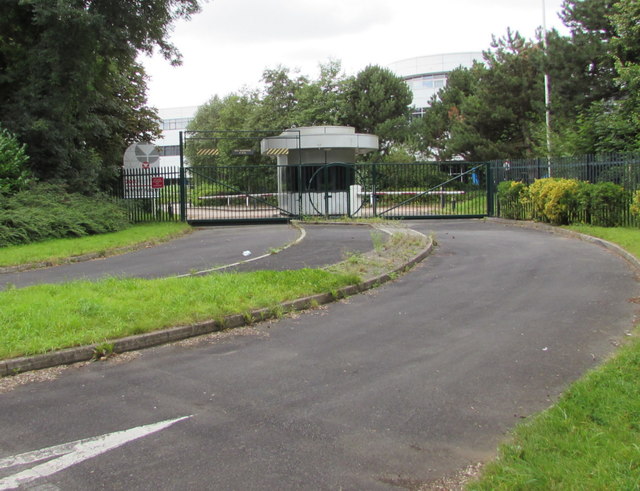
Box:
161;118;193;131
158;145;181;156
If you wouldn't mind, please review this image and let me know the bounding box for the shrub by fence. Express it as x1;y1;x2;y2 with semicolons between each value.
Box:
492;154;640;227
496;178;632;227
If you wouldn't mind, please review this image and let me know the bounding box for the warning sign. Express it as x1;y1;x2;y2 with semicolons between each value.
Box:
122;143;162;199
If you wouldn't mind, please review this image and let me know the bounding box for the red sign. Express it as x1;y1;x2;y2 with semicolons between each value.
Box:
151;177;165;189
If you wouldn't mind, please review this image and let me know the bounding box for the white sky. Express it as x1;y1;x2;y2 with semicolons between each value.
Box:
141;0;570;109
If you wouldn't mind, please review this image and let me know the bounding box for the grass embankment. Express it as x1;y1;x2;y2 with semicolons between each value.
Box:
1;221;427;360
0;269;359;359
0;222;192;268
468;225;640;490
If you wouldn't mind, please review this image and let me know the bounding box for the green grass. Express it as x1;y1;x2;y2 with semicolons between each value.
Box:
468;226;640;490
469;338;640;490
565;224;640;259
0;222;192;268
0;269;359;359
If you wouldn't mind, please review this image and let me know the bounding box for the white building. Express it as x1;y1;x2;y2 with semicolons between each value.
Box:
388;52;482;116
155;106;197;168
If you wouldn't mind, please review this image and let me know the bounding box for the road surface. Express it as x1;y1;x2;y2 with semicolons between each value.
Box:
0;220;637;489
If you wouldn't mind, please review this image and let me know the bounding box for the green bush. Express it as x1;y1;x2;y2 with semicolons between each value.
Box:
529;178;582;225
0;183;131;247
498;178;632;227
0;126;32;194
585;182;629;227
497;181;529;219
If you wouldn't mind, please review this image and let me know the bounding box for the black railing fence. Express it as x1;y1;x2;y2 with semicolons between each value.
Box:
491;154;640;227
111;153;640;226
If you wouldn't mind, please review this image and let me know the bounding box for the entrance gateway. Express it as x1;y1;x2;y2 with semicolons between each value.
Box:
120;126;492;223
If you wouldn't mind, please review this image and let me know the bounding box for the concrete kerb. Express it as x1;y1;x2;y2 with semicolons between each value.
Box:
0;224;434;377
486;217;640;272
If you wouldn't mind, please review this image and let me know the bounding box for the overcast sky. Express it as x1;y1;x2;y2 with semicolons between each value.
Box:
141;0;570;109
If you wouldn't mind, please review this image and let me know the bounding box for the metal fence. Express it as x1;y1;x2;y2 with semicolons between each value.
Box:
112;161;490;224
111;153;640;226
490;153;640;227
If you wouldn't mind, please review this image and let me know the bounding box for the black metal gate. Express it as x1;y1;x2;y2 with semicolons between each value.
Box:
356;162;491;219
117;130;492;223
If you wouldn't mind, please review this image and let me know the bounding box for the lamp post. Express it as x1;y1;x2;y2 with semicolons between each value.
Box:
542;0;552;176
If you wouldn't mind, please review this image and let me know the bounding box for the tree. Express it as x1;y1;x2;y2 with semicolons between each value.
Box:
253;66;308;131
294;60;347;127
187;92;266;168
417;30;546;161
0;126;32;195
340;65;412;153
555;0;640;153
0;0;201;191
559;0;619;100
411;64;484;160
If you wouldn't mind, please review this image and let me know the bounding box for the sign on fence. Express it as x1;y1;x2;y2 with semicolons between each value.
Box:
122;143;161;199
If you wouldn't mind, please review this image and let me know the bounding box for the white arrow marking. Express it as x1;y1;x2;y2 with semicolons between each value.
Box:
0;415;191;490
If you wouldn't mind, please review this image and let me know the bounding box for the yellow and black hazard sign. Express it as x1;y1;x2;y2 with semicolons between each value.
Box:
264;148;289;156
196;148;220;156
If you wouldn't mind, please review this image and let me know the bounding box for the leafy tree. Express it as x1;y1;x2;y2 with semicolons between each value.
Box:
339;65;412;153
417;30;546;161
294;60;347;127
187;92;267;168
0;0;201;191
559;0;619;101
611;0;640;151
409;66;481;160
559;0;640;153
0;126;32;195
253;66;308;131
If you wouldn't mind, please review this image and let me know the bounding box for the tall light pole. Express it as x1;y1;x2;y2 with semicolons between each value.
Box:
542;0;552;176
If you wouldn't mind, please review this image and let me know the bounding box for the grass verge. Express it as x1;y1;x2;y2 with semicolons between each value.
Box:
0;269;359;359
468;225;640;490
0;222;192;268
565;224;640;259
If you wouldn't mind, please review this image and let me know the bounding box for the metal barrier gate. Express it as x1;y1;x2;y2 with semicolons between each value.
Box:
119;162;491;223
117;130;492;223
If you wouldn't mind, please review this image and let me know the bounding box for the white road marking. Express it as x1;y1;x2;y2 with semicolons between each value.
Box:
0;415;191;490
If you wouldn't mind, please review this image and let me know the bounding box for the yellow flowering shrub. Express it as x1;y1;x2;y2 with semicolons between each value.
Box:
528;178;581;225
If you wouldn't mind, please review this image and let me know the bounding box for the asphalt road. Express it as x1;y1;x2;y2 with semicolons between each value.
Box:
0;224;375;289
1;220;638;490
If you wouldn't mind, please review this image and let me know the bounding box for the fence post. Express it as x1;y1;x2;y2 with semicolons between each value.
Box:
486;162;494;216
372;163;378;217
179;131;187;222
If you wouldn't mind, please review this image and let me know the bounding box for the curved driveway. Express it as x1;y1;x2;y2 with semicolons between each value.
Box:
0;220;638;490
0;224;375;289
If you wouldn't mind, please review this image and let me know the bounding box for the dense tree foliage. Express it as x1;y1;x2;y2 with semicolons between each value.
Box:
185;0;639;164
339;65;412;153
188;61;413;158
0;0;201;191
0;126;32;195
412;0;640;160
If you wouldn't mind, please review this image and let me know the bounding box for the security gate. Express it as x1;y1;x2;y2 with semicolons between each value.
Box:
360;162;491;219
118;130;492;223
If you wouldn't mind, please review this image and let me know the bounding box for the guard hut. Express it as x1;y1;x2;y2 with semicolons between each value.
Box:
260;126;378;216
